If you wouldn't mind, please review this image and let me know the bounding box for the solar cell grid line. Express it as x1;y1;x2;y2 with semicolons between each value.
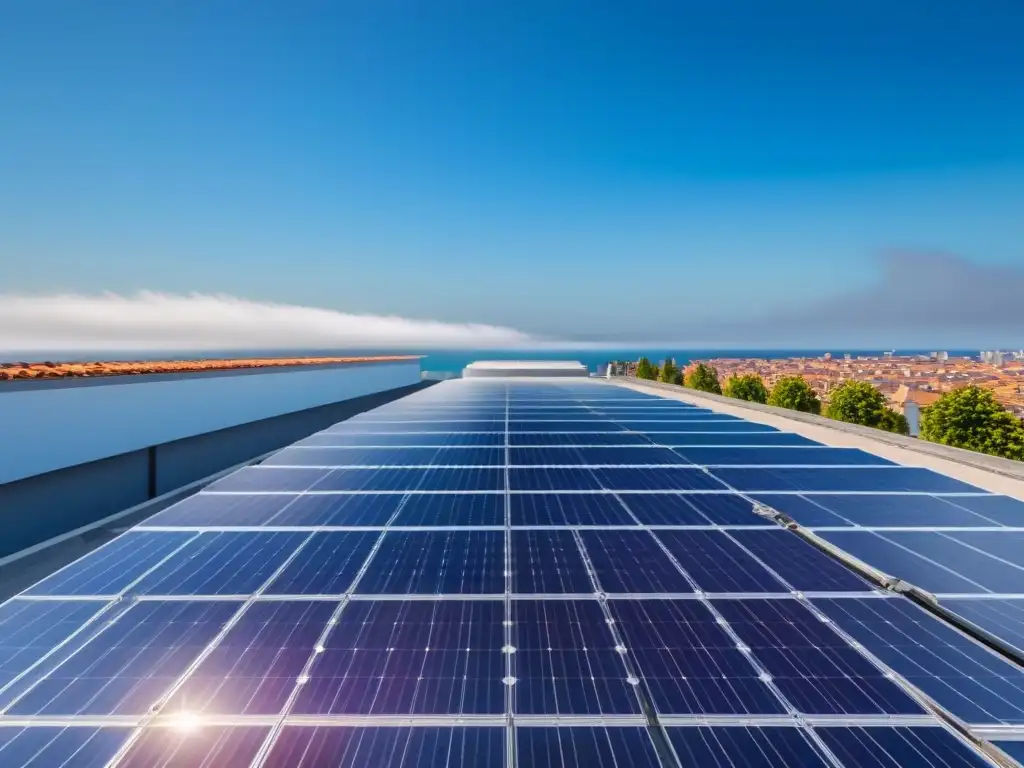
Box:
296;432;507;447
713;467;987;494
653;531;791;594
811;596;1024;727
607;599;789;718
259;726;507;768
813;725;998;768
665;725;832;767
673;446;895;467
579;530;695;594
512;599;642;716
816;531;1000;595
509;492;637;526
95;531;318;764
511;530;596;594
515;725;665;768
287;599;507;717
710;598;928;718
0;725;129;768
262;446;506;467
940;598;1024;659
112;724;271;768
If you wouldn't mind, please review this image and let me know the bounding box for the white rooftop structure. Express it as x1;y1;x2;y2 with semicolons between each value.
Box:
462;360;590;378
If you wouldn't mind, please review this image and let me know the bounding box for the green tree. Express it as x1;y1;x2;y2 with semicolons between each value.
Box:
825;380;887;425
659;359;681;385
877;408;909;436
768;376;821;414
723;374;768;403
685;363;722;394
635;356;657;380
921;385;1024;460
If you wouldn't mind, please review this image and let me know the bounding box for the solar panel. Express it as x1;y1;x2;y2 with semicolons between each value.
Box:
0;377;1013;767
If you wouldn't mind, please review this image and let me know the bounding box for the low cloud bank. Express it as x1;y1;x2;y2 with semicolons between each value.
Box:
0;291;537;352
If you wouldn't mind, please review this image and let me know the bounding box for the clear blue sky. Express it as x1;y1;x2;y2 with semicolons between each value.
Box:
2;1;1023;348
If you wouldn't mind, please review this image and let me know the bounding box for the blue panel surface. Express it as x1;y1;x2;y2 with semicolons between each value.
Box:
6;600;239;716
592;467;728;491
0;601;110;695
880;531;1024;591
814;597;1024;725
510;493;635;525
512;531;594;594
581;531;694;593
656;531;789;593
611;600;786;715
511;420;625;432
510;432;652;446
659;432;820;446
634;421;779;433
938;494;1024;525
265;532;377;594
510;446;689;465
715;467;984;493
667;726;828;767
941;598;1024;657
164;601;334;715
299;432;505;446
312;467;505;492
24;532;193;596
207;467;330;493
264;446;505;467
819;531;997;594
509;467;603;491
292;600;505;715
517;726;662;767
329;420;503;432
753;494;1004;528
0;727;128;768
132;532;307;595
946;531;1024;567
619;493;721;525
514;600;638;715
393;493;506;526
267;494;404;526
676;447;892;466
815;726;993;768
117;726;269;767
995;741;1024;763
727;530;873;592
264;726;505;768
146;493;310;526
714;599;925;716
356;531;505;594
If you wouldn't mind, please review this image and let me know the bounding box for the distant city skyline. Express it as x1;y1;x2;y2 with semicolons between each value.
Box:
2;2;1023;349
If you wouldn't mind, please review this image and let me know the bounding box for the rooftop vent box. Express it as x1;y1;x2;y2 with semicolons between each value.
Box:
462;360;589;378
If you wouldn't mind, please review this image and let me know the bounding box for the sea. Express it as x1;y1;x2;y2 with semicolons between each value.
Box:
1;347;981;376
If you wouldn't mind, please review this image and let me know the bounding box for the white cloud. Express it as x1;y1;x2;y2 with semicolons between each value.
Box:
0;291;538;351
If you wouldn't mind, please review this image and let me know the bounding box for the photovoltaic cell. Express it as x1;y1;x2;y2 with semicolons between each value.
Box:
266;494;404;526
580;531;694;593
131;532;307;595
636;422;779;434
116;727;269;767
292;600;505;716
666;726;828;767
818;531;1003;594
312;467;505;492
0;600;110;695
264;446;505;467
5;600;240;716
264;726;505;768
726;530;874;592
815;726;993;768
945;530;1024;567
265;532;377;594
940;598;1024;657
659;432;820;447
656;531;790;593
510;421;625;432
206;467;329;493
516;726;662;768
995;741;1024;764
328;420;504;432
752;494;1008;528
713;599;926;716
163;601;335;715
510;446;690;466
936;494;1024;525
714;467;984;493
514;600;639;715
509;467;603;491
145;493;309;527
356;531;505;594
610;600;786;716
621;493;762;526
0;726;127;768
298;432;505;447
674;447;893;466
24;532;194;596
510;493;635;525
592;467;728;491
512;531;594;594
392;493;506;526
509;432;652;446
813;596;1024;726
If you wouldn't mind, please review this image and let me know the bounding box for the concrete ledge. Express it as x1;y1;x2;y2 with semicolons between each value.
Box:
614;376;1024;495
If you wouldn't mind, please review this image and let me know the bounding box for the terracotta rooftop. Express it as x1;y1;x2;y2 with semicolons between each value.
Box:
0;355;418;381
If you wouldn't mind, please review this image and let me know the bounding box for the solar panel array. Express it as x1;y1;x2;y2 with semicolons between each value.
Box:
1;378;1022;766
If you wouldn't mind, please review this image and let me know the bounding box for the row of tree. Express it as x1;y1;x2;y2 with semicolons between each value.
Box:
632;357;1024;461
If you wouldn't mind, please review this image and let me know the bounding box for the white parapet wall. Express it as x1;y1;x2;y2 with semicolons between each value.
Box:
0;359;421;484
463;360;590;378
